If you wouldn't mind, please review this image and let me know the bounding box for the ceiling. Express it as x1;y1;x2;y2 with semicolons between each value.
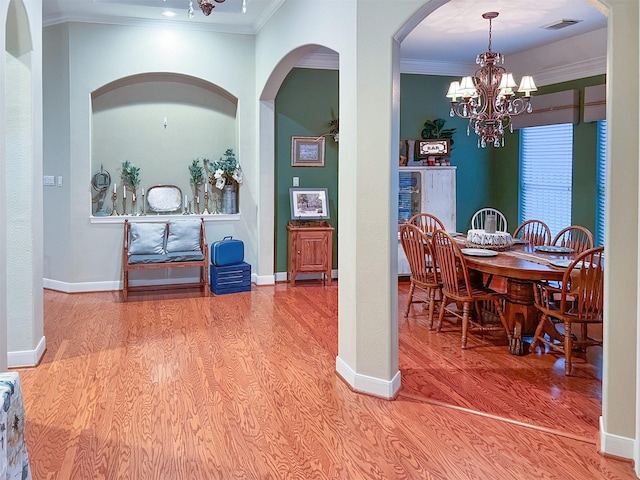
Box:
43;0;608;64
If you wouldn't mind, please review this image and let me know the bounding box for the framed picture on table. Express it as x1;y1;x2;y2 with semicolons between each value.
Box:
416;139;450;159
289;188;330;220
291;136;326;167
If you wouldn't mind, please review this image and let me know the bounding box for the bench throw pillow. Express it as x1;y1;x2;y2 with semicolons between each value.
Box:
166;219;202;252
128;223;166;255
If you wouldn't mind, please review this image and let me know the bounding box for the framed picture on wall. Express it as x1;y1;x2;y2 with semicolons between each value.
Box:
291;136;326;167
289;188;330;220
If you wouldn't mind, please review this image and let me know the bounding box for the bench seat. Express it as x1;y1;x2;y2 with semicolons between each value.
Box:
122;218;208;300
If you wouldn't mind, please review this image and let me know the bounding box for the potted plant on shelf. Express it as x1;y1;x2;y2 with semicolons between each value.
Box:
121;160;141;214
205;148;243;214
189;158;205;213
327;110;339;143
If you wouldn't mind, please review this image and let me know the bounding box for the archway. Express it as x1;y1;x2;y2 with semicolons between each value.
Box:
257;45;339;285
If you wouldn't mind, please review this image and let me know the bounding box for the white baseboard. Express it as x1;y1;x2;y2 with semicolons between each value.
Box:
335;355;401;399
599;416;634;459
254;274;275;285
8;336;46;368
44;278;120;293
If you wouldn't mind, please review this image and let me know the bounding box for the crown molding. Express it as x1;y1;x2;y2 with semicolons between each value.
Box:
295;51;606;86
42;1;288;35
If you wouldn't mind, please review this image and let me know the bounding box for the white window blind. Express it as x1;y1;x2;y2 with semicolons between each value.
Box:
519;124;573;238
596;120;607;246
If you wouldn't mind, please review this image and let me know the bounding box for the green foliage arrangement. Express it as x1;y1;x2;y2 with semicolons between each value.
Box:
189;158;205;186
120;160;141;189
327;109;339;142
421;118;456;147
205;148;243;189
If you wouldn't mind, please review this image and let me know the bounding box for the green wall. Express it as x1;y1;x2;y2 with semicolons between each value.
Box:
400;74;491;231
275;69;339;273
491;75;606;235
274;69;605;274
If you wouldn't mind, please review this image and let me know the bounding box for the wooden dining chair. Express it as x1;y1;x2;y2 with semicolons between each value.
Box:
408;213;445;235
530;247;604;375
471;208;508;232
552;225;594;254
513;219;551;246
430;230;511;349
399;223;442;328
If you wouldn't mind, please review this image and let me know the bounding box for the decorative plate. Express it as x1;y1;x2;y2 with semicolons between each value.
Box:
550;259;584;269
461;248;499;257
147;185;183;213
535;245;575;254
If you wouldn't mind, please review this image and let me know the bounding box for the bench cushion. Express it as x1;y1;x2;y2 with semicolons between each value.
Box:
166;219;202;253
129;223;166;255
128;251;204;265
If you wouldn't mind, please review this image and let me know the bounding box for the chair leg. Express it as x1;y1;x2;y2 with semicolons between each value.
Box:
436;295;448;331
529;313;548;353
404;282;415;318
461;302;470;349
427;288;436;329
564;321;573;375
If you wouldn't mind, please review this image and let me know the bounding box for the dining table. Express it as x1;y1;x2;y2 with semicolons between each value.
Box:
450;234;577;355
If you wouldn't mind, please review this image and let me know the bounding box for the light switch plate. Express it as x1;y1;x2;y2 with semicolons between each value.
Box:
293;176;299;187
43;175;55;186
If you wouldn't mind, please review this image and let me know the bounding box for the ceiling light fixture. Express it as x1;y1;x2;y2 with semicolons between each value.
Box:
188;1;194;18
446;12;537;148
197;0;225;16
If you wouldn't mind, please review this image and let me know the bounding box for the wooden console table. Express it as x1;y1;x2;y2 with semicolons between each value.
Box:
287;221;334;285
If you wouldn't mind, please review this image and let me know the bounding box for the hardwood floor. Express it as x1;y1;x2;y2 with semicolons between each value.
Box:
12;283;635;479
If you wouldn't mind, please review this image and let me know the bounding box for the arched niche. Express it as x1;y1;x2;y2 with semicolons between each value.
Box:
5;0;31;57
91;72;238;215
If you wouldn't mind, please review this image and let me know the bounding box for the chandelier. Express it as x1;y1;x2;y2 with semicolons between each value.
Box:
446;12;537;148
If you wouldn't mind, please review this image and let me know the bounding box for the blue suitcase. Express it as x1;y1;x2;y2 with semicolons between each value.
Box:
211;236;244;266
210;262;251;294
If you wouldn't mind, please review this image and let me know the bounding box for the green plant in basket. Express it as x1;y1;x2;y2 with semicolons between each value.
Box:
120;160;141;190
205;148;243;190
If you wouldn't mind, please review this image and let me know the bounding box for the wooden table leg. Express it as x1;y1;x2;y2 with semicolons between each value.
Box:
504;279;538;356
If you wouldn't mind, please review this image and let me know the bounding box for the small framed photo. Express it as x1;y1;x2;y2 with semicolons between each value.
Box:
291;136;325;167
416;139;450;158
290;188;330;220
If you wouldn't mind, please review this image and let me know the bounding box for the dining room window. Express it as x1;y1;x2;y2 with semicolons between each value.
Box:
519;123;573;238
596;120;607;246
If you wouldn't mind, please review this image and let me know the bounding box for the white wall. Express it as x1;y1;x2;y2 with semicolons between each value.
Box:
43;23;258;289
3;0;44;367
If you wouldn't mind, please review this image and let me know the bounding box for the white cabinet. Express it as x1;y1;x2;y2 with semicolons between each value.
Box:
398;166;456;275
